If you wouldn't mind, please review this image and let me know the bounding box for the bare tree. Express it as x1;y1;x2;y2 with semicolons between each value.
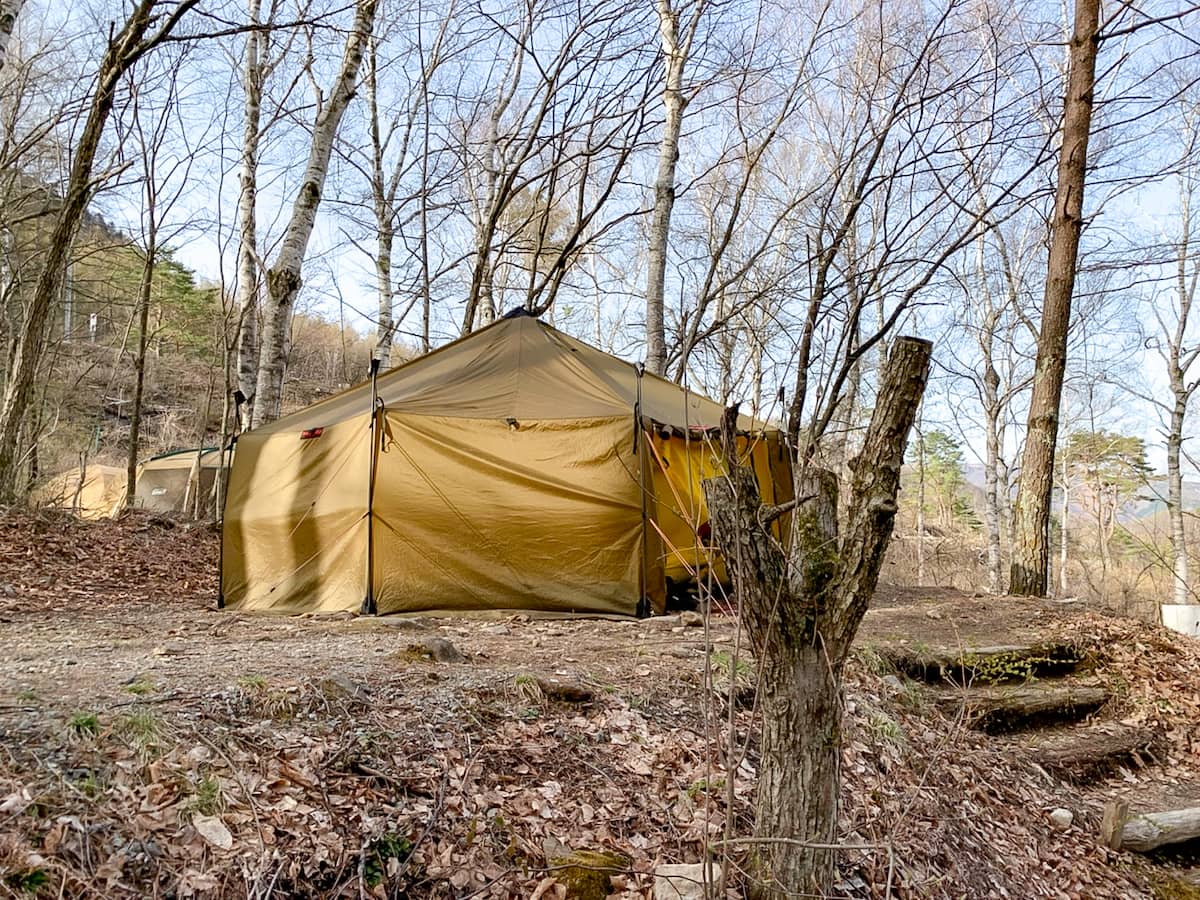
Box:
0;0;199;501
234;0;266;425
251;0;379;426
451;0;656;335
643;0;706;375
1128;85;1200;603
1009;0;1100;595
348;1;456;365
121;51;204;505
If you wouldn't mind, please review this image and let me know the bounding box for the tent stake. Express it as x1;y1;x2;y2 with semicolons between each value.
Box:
362;357;381;615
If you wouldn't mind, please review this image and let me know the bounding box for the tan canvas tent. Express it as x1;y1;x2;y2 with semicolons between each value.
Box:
133;448;232;516
221;313;792;616
32;464;127;519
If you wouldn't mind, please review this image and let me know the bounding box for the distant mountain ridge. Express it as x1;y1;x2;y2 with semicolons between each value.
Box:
961;464;1200;523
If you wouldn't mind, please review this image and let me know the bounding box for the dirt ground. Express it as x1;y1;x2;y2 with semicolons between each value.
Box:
2;511;1200;899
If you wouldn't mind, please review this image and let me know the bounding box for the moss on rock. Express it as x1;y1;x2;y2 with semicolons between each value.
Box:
549;850;629;899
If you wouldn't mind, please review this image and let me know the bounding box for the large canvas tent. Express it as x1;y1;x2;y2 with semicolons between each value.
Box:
221;313;792;617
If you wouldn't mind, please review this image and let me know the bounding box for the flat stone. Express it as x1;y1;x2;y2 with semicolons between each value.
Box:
654;862;722;900
403;637;465;663
380;617;432;631
1049;808;1074;830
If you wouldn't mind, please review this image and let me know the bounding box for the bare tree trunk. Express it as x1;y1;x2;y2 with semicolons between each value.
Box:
375;225;394;364
125;233;156;506
1166;183;1196;604
252;0;379;426
915;418;926;583
1009;0;1099;596
983;381;1004;593
1168;396;1190;603
235;0;264;426
1059;448;1070;595
703;336;931;897
0;0;23;75
644;0;697;375
0;0;198;501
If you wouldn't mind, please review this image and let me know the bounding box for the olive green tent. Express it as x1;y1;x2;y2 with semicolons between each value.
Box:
221;313;792;616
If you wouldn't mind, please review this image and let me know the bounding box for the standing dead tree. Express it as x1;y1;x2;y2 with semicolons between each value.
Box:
704;336;931;895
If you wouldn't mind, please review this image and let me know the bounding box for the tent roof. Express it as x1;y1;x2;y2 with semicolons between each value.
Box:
139;447;231;471
254;314;769;434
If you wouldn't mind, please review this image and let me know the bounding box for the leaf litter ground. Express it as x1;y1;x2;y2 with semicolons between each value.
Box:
1;511;1199;898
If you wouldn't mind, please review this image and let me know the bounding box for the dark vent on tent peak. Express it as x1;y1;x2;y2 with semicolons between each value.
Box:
500;306;537;320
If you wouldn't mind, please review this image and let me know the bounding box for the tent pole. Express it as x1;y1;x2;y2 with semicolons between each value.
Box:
363;358;381;615
635;362;651;617
218;391;247;610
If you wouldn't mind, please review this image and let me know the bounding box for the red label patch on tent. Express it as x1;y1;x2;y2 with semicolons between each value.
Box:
300;427;324;440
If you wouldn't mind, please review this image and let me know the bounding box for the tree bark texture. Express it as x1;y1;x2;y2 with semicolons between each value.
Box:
0;0;23;75
702;336;931;898
126;236;156;506
235;0;264;427
1166;197;1196;603
644;0;689;376
1009;0;1099;596
251;0;378;427
0;0;198;500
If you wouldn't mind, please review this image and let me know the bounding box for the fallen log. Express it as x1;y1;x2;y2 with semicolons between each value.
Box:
932;683;1107;734
1121;806;1200;853
1024;724;1160;781
882;642;1086;685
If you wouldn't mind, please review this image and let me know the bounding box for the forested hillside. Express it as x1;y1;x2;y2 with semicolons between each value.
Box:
0;204;372;480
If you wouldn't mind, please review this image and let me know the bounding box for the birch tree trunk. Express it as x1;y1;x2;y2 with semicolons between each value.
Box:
1168;393;1191;603
703;336;931;897
983;374;1005;593
0;0;23;75
252;0;379;426
235;0;264;426
0;0;198;501
644;0;697;375
1009;0;1099;596
1166;182;1196;604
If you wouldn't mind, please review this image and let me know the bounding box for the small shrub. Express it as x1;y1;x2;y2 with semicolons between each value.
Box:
186;774;223;816
124;677;156;695
4;868;49;894
68;712;100;737
363;833;413;888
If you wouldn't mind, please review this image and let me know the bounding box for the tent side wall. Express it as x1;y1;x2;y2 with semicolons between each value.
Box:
371;414;662;616
222;416;370;613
